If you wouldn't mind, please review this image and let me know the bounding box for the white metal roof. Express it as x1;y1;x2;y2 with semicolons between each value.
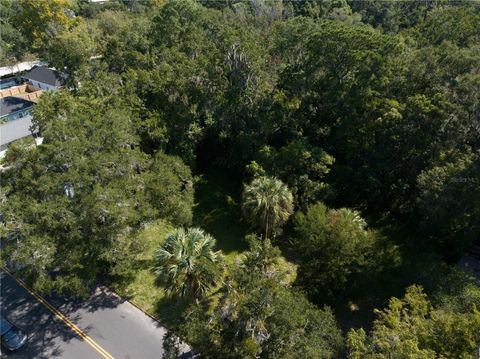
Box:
0;60;48;78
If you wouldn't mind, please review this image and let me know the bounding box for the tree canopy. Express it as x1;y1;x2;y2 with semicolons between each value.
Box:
1;77;194;293
242;176;293;239
176;237;343;358
2;0;479;356
347;285;480;359
156;227;222;299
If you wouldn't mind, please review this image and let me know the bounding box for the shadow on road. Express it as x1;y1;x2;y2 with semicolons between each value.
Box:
1;272;78;358
2;270;195;358
50;286;125;316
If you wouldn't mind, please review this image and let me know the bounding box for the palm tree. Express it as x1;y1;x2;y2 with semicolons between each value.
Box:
242;176;294;239
156;227;221;299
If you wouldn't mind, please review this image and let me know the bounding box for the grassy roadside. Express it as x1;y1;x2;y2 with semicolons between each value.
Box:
108;168;249;325
107;219;173;316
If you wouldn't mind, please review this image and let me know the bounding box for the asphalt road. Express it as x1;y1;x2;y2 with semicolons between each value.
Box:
0;269;192;359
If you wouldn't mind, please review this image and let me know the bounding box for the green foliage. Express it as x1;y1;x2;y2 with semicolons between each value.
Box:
161;331;182;359
144;151;194;226
192;168;248;257
255;140;334;206
156;227;223;299
1;89;148;293
417;150;480;255
1;137;37;167
2;0;480;354
0;0;30;65
105;219;187;324
133;0;275;164
1;79;194;294
119;0;166;14
178;237;343;358
286;0;361;24
242;176;294;238
274;19;408;214
347;285;480;359
418;5;480;47
139;0;224;163
95;10;151;73
292;203;398;303
348;0;449;33
303;20;401;98
76;0;126;19
15;0;81;49
44;21;97;87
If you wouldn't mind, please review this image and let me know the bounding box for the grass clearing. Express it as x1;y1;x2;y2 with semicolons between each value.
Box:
193;167;249;262
107;219;179;321
109;168;249;324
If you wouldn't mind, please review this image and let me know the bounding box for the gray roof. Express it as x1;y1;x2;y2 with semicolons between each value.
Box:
23;66;61;87
0;97;34;117
0;114;35;147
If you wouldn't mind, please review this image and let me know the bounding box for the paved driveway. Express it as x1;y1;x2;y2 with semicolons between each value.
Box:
1;269;192;358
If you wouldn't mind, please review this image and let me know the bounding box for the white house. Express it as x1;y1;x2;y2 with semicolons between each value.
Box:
22;66;61;90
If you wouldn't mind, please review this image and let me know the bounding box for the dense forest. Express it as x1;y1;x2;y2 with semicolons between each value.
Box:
1;0;480;358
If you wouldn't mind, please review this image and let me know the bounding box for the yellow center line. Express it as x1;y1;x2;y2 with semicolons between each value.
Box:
1;267;115;359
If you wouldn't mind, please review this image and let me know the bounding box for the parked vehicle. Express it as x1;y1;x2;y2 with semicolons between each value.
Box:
0;317;27;352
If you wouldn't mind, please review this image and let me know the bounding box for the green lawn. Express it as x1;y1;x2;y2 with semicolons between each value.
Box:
192;167;249;261
107;220;174;317
108;168;249;325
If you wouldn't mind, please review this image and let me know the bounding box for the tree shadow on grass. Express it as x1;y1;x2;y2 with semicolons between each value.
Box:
332;249;477;332
193;168;249;255
153;296;191;329
105;258;156;300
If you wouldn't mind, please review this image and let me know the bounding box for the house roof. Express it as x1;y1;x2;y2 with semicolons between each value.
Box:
0;97;34;117
0;114;34;147
23;66;61;87
0;60;48;78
